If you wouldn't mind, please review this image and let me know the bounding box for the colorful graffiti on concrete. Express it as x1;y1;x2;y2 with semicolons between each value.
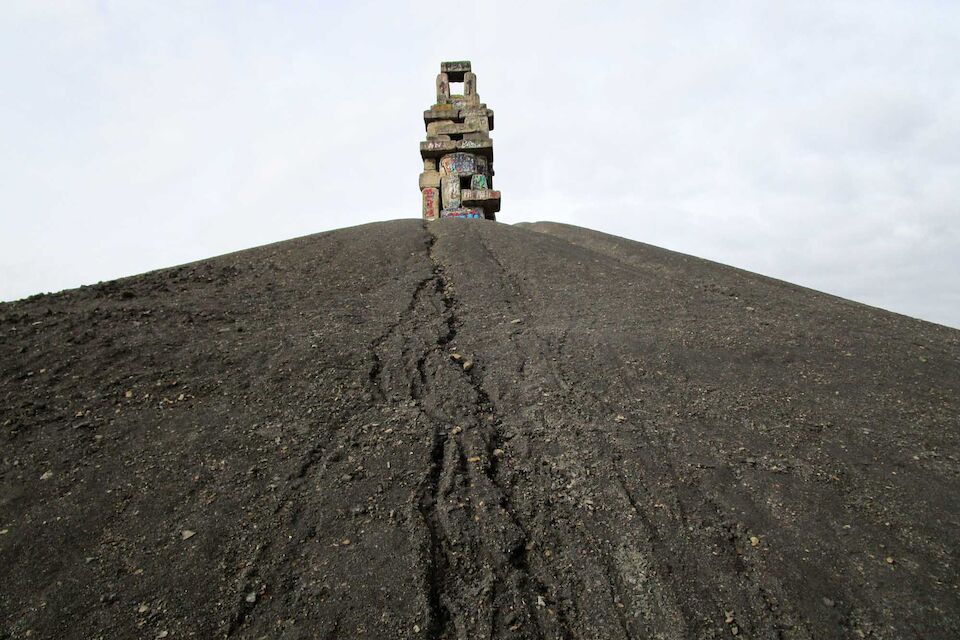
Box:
419;61;501;221
441;207;484;219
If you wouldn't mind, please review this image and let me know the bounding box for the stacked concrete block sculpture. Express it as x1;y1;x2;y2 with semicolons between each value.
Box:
420;61;501;221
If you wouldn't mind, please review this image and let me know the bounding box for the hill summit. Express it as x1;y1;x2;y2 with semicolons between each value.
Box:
2;220;958;639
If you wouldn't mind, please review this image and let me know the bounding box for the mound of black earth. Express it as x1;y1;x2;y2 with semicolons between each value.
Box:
2;219;958;639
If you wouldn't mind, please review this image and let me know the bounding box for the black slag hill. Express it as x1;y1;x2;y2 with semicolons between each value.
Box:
2;219;958;639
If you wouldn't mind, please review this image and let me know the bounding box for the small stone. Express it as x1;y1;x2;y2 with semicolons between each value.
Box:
731;625;739;636
466;456;482;463
614;415;626;423
450;353;463;362
750;536;760;547
885;556;895;564
510;318;523;324
245;592;257;604
341;538;351;546
536;595;546;607
0;529;8;535
450;426;462;435
822;597;835;607
40;471;53;481
724;611;735;624
181;529;196;540
543;549;552;558
340;473;353;482
462;360;474;371
413;624;421;633
138;604;149;614
124;390;133;398
177;393;185;401
156;631;169;639
493;448;505;457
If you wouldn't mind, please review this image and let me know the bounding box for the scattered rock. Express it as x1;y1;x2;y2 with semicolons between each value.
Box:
614;414;626;423
40;471;53;481
450;353;463;362
124;390;133;398
750;536;760;547
536;595;546;608
413;624;422;633
137;604;149;614
822;597;835;607
466;456;482;463
510;318;523;324
341;538;351;546
885;556;895;564
450;426;462;435
462;360;474;372
245;591;257;604
493;448;505;457
181;529;196;540
724;611;735;624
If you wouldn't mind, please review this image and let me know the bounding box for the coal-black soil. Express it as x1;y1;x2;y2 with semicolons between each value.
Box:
1;219;958;639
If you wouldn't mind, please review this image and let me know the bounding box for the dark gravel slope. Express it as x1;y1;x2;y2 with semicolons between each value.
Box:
1;219;958;639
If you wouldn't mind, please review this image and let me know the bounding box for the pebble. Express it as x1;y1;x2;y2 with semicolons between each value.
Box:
341;538;351;546
462;360;474;372
885;556;895;564
450;426;462;435
510;318;523;324
750;536;760;547
724;611;735;624
181;529;196;540
413;624;421;633
40;471;53;481
493;448;505;457
124;390;133;398
138;604;149;614
614;415;626;423
450;353;463;362
466;456;482;463
536;595;546;607
822;597;835;607
245;592;257;604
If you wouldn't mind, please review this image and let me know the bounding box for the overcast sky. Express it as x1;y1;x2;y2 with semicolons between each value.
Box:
2;1;958;327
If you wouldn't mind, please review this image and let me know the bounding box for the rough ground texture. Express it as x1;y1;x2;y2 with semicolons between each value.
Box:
1;219;959;640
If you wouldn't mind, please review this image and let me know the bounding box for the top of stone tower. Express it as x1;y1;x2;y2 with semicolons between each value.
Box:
440;60;471;81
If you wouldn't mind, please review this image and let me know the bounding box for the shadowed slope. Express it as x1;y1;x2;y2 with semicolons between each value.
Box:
1;219;958;639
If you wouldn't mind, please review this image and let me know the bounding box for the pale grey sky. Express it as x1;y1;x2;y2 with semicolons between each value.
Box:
2;1;958;327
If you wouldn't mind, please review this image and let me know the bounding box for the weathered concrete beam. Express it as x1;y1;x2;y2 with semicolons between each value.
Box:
461;189;501;213
424;107;494;130
438;152;477;177
440;175;461;209
418;169;441;190
440;60;471;82
421;187;439;220
421;139;493;160
440;207;484;219
436;73;450;104
464;71;477;97
427;119;488;136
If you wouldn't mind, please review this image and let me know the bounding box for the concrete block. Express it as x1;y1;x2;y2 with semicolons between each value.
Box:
419;170;441;190
426;120;455;136
461;189;501;213
423;158;437;172
470;174;488;189
440;207;484;219
439;152;477;176
436;73;450;104
422;187;439;220
440;61;471;82
464;71;477;97
464;115;489;132
441;175;461;209
426;134;451;142
462;132;489;141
